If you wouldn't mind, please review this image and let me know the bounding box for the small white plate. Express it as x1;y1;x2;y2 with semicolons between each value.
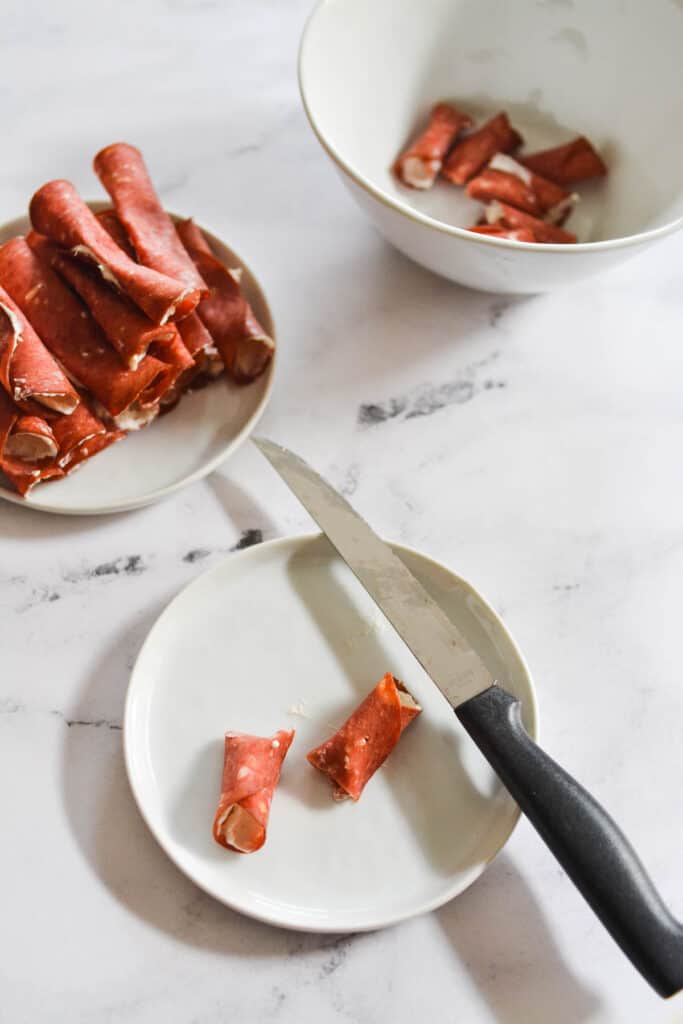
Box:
0;207;275;515
125;533;538;932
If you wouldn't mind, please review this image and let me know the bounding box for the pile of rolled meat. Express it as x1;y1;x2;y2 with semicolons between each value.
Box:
393;104;607;243
0;143;274;496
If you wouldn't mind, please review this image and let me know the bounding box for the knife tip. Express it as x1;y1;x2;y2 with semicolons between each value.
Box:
252;435;286;463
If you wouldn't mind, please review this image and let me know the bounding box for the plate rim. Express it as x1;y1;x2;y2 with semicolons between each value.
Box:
0;204;276;516
124;531;540;933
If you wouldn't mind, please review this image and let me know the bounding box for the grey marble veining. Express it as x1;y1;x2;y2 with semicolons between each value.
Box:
1;1;683;1021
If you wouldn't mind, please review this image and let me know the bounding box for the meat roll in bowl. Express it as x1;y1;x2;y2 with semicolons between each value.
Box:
299;0;683;293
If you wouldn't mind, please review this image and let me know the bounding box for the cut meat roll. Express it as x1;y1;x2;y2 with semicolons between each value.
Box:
442;112;522;185
93;143;208;298
0;236;179;426
394;102;472;189
307;674;421;802
213;729;294;853
0;283;78;415
176;219;274;384
29;179;201;325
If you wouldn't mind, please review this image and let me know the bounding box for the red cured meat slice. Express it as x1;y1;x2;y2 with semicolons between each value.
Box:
176;312;217;362
484;201;577;243
394;103;472;189
96;208;137;257
520;136;607;185
6;417;58;461
0;387;15;451
467;167;543;215
441;112;522;185
0;388;58;462
0;390;63;495
0;282;79;415
96;208;210;373
0;237;176;421
29;180;200;325
467;154;577;223
0;387;121;495
43;243;177;370
467;224;537;242
63;427;123;473
93;143;208;298
151;326;196;376
213;729;294;853
177;219;274;384
50;399;124;470
96;208;204;378
307;674;422;802
0;456;64;496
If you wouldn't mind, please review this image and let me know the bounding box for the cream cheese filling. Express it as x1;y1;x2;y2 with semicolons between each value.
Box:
217;804;260;852
401;155;440;189
159;286;194;326
4;432;58;462
488;152;533;185
71;245;121;290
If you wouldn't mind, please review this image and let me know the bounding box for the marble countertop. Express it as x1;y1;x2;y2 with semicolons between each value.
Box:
2;2;682;1021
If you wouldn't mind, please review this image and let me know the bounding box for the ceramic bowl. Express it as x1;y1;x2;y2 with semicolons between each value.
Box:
299;0;683;293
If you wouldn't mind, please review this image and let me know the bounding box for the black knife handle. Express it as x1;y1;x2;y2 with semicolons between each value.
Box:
455;684;683;998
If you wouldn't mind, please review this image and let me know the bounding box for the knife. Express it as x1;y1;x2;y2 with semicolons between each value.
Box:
253;436;683;998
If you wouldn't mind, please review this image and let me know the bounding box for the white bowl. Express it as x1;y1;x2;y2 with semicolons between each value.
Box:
299;0;683;293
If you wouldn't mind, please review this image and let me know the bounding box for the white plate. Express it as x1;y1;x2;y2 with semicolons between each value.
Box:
0;206;275;515
125;533;538;932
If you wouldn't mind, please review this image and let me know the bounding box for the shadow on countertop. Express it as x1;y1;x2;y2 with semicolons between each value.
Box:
437;852;602;1023
59;601;354;963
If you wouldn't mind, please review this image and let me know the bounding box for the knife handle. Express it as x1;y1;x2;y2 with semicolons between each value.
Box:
455;684;683;998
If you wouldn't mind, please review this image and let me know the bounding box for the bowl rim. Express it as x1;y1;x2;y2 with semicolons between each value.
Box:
298;0;683;255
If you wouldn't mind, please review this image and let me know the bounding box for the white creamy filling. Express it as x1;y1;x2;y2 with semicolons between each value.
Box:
488;152;532;185
4;433;58;462
401;155;440;189
159;286;194;326
0;303;21;387
485;200;505;225
397;688;421;711
218;804;260;852
71;245;121;290
545;193;579;225
198;346;224;378
111;403;159;431
31;392;78;414
128;351;145;371
93;398;158;432
58;431;101;468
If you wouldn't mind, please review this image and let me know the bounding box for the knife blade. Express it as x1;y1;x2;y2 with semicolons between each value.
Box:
252;436;490;709
253;436;683;999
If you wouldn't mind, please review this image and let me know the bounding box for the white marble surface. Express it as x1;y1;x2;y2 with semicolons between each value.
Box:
1;2;682;1021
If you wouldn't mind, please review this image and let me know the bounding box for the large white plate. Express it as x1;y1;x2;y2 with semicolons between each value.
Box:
125;533;538;932
0;206;275;515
